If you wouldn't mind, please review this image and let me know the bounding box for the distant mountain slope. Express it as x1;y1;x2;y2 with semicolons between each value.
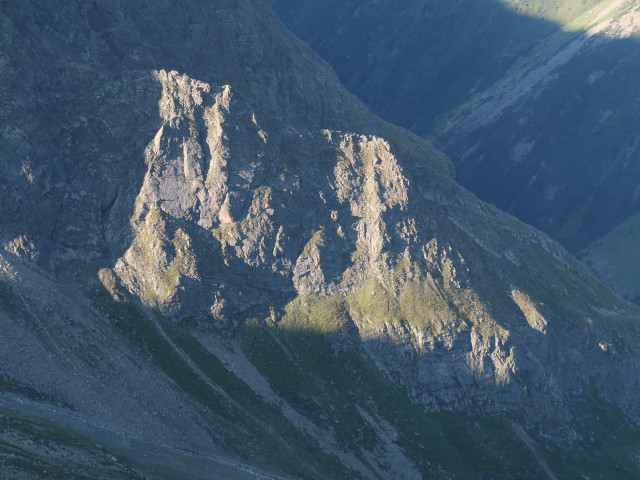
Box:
268;0;640;280
435;0;640;251
3;0;640;478
580;210;640;303
266;0;603;135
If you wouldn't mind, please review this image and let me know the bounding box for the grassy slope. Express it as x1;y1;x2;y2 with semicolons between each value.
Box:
536;387;640;479
0;407;145;480
580;210;640;303
88;278;537;479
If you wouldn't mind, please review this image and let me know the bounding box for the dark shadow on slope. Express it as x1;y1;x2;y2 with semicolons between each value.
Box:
51;279;569;479
7;289;640;479
236;318;640;479
98;270;640;478
266;0;586;134
100;286;640;479
443;33;640;252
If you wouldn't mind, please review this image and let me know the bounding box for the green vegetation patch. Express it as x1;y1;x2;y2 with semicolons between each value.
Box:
0;372;67;408
0;280;28;317
581;210;640;304
0;408;144;480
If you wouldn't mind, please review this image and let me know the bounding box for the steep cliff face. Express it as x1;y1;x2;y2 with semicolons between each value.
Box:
114;69;447;318
3;0;640;478
108;66;640;432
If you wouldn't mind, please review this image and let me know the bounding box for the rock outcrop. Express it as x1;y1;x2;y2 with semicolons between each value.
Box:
107;65;640;434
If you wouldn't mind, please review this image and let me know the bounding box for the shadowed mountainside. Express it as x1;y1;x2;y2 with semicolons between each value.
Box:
266;0;603;134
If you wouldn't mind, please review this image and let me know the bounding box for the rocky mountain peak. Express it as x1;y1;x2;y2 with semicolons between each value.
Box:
112;68;424;318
